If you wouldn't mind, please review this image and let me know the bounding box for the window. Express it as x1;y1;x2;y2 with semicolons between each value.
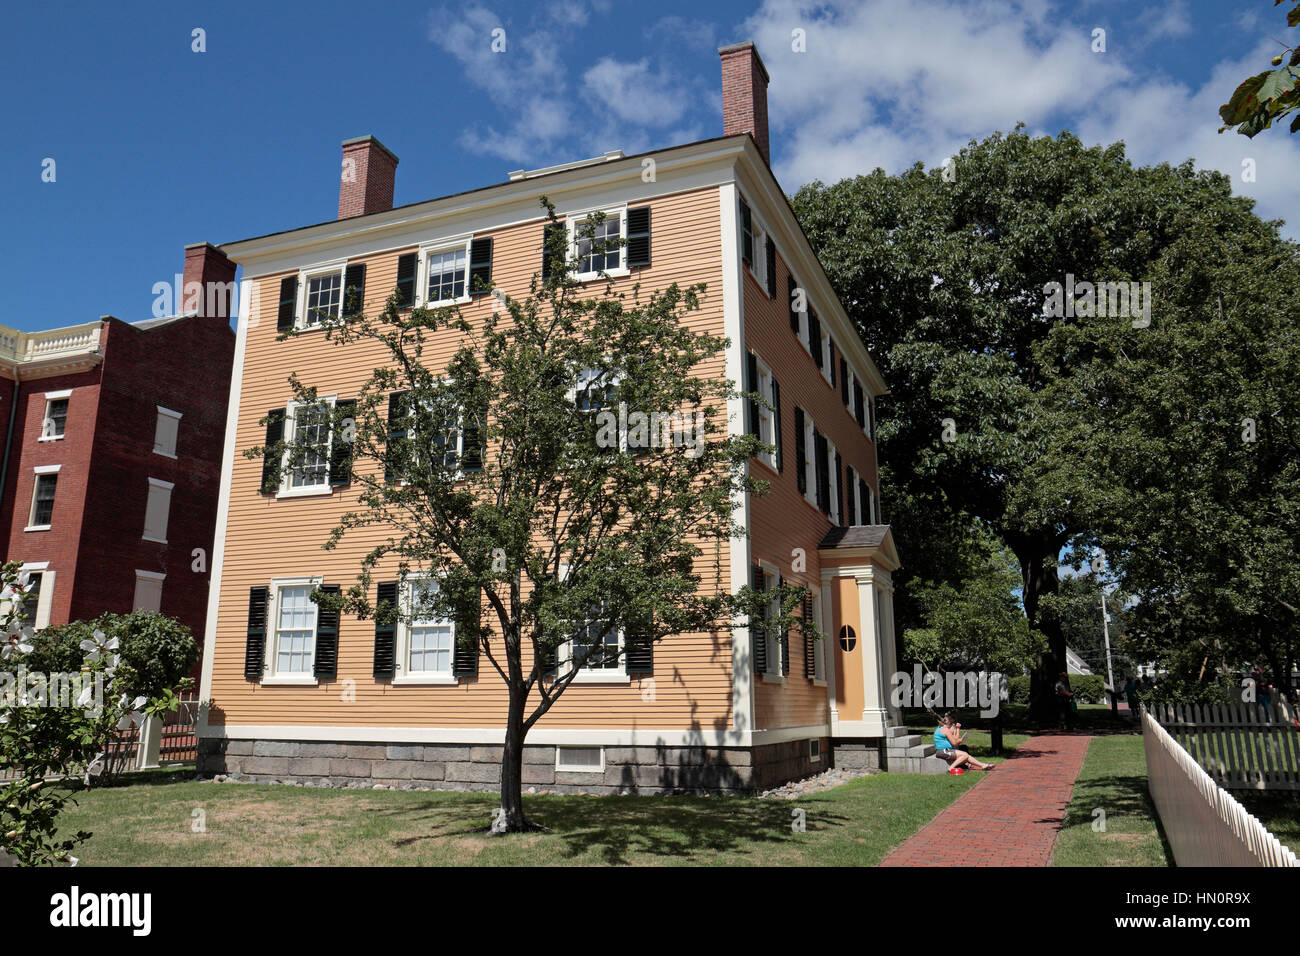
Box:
142;478;173;542
562;590;626;682
304;270;342;327
753;358;778;471
556;747;605;773
424;246;468;305
846;466;859;526
811;589;826;683
827;441;840;525
153;406;182;457
802;415;817;508
401;579;455;680
568;210;625;278
760;566;785;679
20;571;42;628
283;399;334;494
41;391;70;440
854;382;867;430
133;570;164;612
273;583;318;676
740;197;754;267
819;329;833;385
28;468;59;530
810;738;821;761
570;367;622;455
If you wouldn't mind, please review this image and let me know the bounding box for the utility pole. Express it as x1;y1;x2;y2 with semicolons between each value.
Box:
1101;590;1117;714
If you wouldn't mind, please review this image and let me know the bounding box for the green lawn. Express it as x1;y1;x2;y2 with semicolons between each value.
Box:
1052;732;1172;867
59;764;990;866
1233;790;1300;854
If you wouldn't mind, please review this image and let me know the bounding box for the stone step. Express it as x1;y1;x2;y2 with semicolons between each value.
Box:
885;734;924;751
884;726;912;739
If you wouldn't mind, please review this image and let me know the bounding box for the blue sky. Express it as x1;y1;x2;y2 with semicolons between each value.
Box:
3;0;1295;331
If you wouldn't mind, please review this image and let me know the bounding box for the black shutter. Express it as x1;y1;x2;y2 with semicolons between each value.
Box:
313;585;341;679
261;408;286;494
854;382;866;428
385;392;408;483
329;398;356;487
625;610;653;676
794;407;806;494
539;641;558;678
771;377;782;473
626;206;651;268
541;223;565;279
765;235;776;296
277;276;298;332
395;253;417;308
868;396;875;441
343;264;366;318
373;581;397;678
740;200;753;266
778;574;789;677
802;594;816;679
845;466;857;526
840;358;850;404
860;478;871;523
788;275;801;334
835;451;845;525
815;430;829;513
744;351;759;438
809;313;823;369
828;340;836;387
751;564;767;675
460;403;485;472
244;586;268;680
469;237;493;294
452;588;481;677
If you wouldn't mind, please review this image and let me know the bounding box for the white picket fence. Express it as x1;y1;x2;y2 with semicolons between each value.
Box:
1149;701;1300;791
1143;709;1298;866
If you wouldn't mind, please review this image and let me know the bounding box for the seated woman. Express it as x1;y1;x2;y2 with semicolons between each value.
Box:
933;714;993;774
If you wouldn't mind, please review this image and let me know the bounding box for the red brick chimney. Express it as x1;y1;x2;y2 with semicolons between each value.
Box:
182;242;237;319
338;135;399;219
719;41;770;166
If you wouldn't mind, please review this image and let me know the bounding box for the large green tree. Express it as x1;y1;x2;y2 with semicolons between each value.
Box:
792;127;1294;717
259;203;803;832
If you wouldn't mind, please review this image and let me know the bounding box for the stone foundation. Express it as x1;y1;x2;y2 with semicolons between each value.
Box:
832;738;885;772
197;736;834;795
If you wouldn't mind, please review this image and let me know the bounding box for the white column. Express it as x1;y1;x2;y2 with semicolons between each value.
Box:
136;715;162;770
879;580;901;726
857;573;889;735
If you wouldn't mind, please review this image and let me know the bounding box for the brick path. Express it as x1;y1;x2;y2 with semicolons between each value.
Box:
880;733;1092;867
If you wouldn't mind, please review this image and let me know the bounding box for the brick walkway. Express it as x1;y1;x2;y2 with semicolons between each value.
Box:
880;733;1092;867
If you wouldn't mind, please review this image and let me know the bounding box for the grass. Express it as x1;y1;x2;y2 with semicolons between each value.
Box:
59;763;995;866
1234;790;1300;853
1051;732;1172;867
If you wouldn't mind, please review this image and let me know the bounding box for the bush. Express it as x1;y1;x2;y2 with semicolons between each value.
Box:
1008;675;1031;704
31;611;198;700
1007;672;1105;704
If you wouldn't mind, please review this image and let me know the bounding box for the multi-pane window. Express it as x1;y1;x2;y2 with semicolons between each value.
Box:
274;585;317;674
20;572;42;626
755;360;778;471
827;441;840;524
30;473;57;527
575;216;621;275
740;198;754;267
304;272;342;326
407;581;454;675
572;604;619;671
425;248;467;304
43;398;68;439
802;416;817;508
287;402;331;490
762;568;784;678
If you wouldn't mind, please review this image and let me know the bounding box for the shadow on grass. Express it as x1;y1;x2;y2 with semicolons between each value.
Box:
1058;768;1174;862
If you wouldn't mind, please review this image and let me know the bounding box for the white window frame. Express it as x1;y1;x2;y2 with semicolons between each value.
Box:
418;236;474;308
820;331;834;386
753;357;778;472
846;466;859;526
153;406;182;458
789;279;811;354
40;390;71;442
558;564;628;684
812;585;826;685
566;367;626;455
866;394;875;441
277;396;337;499
393;576;459;685
26;464;60;531
263;575;323;685
802;415;817;509
869;487;878;525
759;562;785;682
565;205;629;281
556;746;606;774
826;439;840;526
296;259;348;330
142;477;174;544
13;562;53;636
132;569;165;613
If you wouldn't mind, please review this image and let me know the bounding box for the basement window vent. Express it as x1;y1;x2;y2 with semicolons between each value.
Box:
556;746;605;773
809;739;821;761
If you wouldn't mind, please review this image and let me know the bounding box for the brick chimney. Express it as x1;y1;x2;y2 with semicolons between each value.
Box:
182;242;237;319
338;135;399;219
719;41;770;166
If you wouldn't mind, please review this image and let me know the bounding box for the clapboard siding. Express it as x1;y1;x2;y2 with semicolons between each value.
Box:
210;185;735;730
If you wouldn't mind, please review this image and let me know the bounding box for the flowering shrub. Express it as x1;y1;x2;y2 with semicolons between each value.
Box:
0;562;198;865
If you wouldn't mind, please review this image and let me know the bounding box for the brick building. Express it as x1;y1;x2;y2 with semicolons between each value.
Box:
0;244;237;647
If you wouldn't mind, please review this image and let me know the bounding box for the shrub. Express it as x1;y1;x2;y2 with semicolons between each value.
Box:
1008;675;1031;705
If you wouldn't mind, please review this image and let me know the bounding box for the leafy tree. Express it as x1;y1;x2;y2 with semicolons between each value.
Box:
257;201;804;832
791;128;1288;719
1219;0;1300;137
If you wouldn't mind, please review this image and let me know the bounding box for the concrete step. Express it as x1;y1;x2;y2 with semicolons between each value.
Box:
885;734;923;751
884;726;912;739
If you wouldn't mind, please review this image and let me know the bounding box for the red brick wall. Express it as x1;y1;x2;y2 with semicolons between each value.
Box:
338;138;398;219
721;44;770;166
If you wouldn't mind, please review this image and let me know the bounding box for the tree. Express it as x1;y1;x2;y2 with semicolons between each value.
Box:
1219;1;1300;137
791;128;1286;720
257;201;803;832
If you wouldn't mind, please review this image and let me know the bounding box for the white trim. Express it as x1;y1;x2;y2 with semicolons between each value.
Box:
33;464;61;475
720;181;753;737
555;745;605;773
758;560;785;680
134;569;167;582
563;204;629;281
195;720;835;747
155;405;183;420
296;259;348;331
266;575;323;679
147;476;176;490
396;576;457;682
153;405;182;458
276;396;337;498
43;389;72;400
142;478;173;544
200;280;252;704
417;235;474;307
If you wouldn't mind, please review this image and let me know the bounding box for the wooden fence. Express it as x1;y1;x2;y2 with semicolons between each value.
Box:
1149;701;1300;791
1143;709;1297;866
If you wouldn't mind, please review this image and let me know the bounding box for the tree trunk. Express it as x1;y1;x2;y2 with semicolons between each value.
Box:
1014;539;1067;725
495;681;531;832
